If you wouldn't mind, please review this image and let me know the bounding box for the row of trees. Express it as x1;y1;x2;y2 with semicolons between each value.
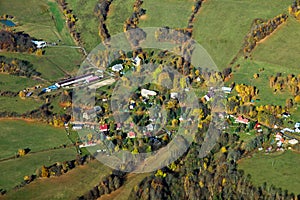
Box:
56;0;81;45
0;30;37;53
123;0;145;32
0;55;41;77
77;170;126;200
94;0;112;43
243;14;288;55
128;126;299;200
269;73;300;104
289;0;300;20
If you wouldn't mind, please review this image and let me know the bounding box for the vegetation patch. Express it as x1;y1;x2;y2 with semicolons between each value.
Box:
239;150;300;195
0;120;72;159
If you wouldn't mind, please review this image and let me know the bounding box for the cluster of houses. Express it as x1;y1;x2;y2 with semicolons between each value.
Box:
202;86;232;102
39;71;104;94
110;56;142;74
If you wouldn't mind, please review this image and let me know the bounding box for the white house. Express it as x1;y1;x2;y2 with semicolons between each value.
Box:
221;87;232;93
170;92;178;99
141;89;157;98
133;56;141;66
112;64;123;72
31;40;47;48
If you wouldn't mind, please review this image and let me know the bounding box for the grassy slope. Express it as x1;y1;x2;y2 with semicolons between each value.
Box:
106;0;135;36
238;150;300;195
0;0;82;81
66;0;101;52
0;96;43;114
138;0;194;29
0;74;39;92
252;17;300;71
229;59;294;107
193;0;291;69
0;120;72;159
2;160;111;200
0;148;77;192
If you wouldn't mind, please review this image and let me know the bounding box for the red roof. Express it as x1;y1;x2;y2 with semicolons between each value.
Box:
236;116;249;124
100;124;108;131
127;131;136;138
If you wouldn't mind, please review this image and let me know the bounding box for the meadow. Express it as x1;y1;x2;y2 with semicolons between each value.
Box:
0;148;77;192
0;120;72;160
0;74;39;92
238;150;300;195
229;59;294;107
0;0;82;81
0;96;42;114
193;0;292;69
138;0;193;29
252;17;300;71
2;160;111;200
106;0;136;36
66;0;101;52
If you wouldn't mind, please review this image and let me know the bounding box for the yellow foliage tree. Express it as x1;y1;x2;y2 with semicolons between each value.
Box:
18;149;26;156
295;95;300;103
19;90;26;99
36;49;43;56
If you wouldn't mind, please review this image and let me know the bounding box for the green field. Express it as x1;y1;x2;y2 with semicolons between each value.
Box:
0;0;83;81
2;160;111;199
193;0;291;69
106;0;135;36
0;148;77;192
138;0;193;29
66;0;101;52
252;17;300;71
0;120;72;160
0;74;40;92
239;150;300;195
0;49;81;81
229;59;294;107
0;96;42;114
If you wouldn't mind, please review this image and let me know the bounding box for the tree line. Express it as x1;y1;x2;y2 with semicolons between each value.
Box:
0;30;37;53
0;55;41;77
243;14;288;56
57;0;82;45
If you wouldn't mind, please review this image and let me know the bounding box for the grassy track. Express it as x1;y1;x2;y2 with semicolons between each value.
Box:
193;0;291;69
238;150;300;195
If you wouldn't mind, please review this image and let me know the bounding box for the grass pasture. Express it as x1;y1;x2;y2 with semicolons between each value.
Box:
0;74;39;92
193;0;292;69
0;147;77;192
252;17;300;71
66;0;101;52
0;49;81;81
0;0;83;81
229;59;294;107
138;0;194;29
2;160;111;199
0;120;72;160
238;150;300;195
0;96;42;114
106;0;135;36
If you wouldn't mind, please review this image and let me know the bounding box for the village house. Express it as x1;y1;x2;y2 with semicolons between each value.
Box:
235;116;249;124
141;89;157;98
